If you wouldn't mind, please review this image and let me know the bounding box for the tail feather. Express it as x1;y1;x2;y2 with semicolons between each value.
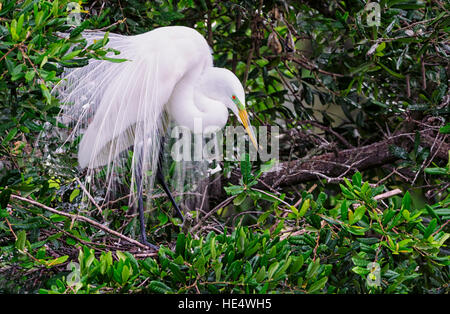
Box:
54;32;169;201
53;27;215;215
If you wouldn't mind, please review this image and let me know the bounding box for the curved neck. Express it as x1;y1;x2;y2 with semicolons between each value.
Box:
193;90;229;131
168;81;229;133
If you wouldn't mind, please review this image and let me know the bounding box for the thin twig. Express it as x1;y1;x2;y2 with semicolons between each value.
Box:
11;194;151;250
75;177;103;214
191;195;237;233
197;185;209;224
4;216;17;240
421;58;427;90
298;120;353;149
373;188;403;200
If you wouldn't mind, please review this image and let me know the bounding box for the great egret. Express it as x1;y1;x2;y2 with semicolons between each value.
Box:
55;26;258;250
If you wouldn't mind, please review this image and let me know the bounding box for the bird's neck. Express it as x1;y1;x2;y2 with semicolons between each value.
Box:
168;82;229;133
194;90;229;130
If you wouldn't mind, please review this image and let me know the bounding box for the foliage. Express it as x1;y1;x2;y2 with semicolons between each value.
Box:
0;0;449;294
28;168;447;294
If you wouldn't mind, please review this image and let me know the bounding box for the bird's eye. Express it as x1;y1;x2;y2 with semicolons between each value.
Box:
231;95;245;110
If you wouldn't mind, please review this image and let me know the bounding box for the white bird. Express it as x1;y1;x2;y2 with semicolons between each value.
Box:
55;26;258;250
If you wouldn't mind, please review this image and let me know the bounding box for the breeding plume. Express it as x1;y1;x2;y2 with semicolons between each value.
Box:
55;26;257;250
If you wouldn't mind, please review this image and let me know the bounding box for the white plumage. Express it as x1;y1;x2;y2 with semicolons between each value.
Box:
54;26;257;225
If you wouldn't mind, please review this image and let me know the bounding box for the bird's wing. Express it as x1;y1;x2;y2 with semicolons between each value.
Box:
55;27;213;170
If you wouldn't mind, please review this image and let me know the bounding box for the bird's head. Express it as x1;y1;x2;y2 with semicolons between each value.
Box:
229;93;258;150
200;67;258;150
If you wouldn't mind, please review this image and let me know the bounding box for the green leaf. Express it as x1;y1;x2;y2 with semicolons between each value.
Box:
69;189;80;202
255;266;266;282
401;191;411;211
2;127;18;145
352;256;370;267
121;265;132;283
299;199;310;218
25;70;36;82
375;41;385;52
100;56;128;63
307;276;328;293
168;262;186;283
257;209;272;225
40;56;48;68
237;228;246;253
40;83;51;104
233;192;247;206
378;62;405;79
51;0;59;16
361;182;371;197
61;49;83;61
352;172;362;188
289;255;304;274
210;236;216;260
194;256;206;276
212;260;222;282
423;218;437;239
9;18;18;41
397;238;413;249
100;252;113;275
340;200;349;221
345;225;368;236
240;153;252;185
45;255;69;267
352;266;370;276
175;233;185;257
339;184;354;199
149;280;173;293
15;230;27;252
244;261;253;279
50;214;67;222
16;14;24;37
413;131;421;155
224;185;245;195
402;209;410;220
305;258;320;281
350;205;366;225
267;261;279;280
425;205;441;223
116;251;128;262
439;123;450;134
70;20;90;38
424;167;448;176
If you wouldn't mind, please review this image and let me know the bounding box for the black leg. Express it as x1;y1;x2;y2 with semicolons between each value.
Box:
157;137;184;222
134;137;184;250
135;148;159;251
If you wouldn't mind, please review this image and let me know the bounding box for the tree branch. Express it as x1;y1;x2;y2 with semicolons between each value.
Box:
10;194;151;250
261;130;447;187
215;129;448;192
259;129;448;188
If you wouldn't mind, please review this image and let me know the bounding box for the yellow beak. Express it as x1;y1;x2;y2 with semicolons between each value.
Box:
238;109;258;150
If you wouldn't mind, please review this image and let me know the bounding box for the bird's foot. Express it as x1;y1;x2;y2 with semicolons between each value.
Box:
180;211;193;234
140;237;159;251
